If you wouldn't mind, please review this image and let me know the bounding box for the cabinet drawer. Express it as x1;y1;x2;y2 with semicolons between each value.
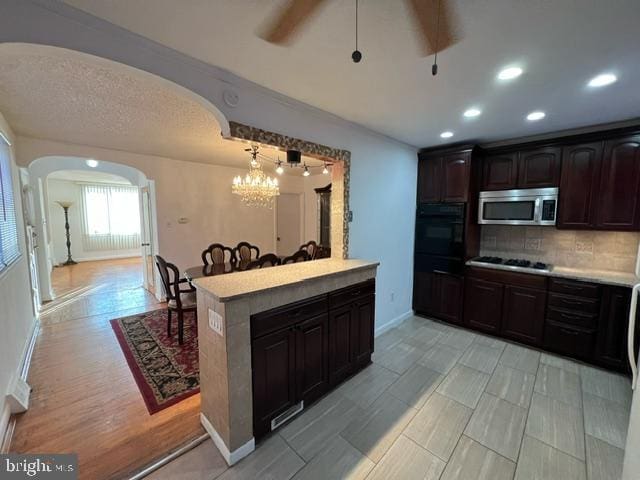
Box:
547;306;598;329
329;280;375;309
548;293;600;315
549;278;600;298
251;296;328;339
544;320;595;360
466;266;547;290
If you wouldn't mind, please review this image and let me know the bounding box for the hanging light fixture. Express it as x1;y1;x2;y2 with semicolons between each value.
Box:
303;164;310;177
275;158;284;175
322;163;329;175
232;146;280;208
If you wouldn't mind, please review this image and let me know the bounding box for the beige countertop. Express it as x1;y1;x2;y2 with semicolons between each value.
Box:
466;260;640;287
193;258;379;302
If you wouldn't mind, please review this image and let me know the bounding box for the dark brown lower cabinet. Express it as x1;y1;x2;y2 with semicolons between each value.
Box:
595;286;631;371
251;327;297;439
414;271;463;325
252;280;375;439
464;277;503;333
502;285;546;346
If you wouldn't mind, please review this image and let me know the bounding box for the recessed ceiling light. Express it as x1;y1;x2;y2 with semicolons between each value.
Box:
588;73;617;88
440;131;454;139
526;111;546;121
463;108;482;118
86;159;99;168
497;66;523;80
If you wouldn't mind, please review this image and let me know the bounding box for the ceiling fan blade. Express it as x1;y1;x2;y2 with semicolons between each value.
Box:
407;0;460;56
259;0;328;45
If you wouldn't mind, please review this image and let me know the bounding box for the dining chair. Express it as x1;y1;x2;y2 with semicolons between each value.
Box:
155;255;197;345
282;249;310;264
246;253;282;270
299;240;318;260
202;243;236;266
315;245;331;259
235;242;260;261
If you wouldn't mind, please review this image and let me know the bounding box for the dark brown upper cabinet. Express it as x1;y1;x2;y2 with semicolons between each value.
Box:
482;148;560;191
517;147;561;189
482;153;519;191
417;154;441;203
417;150;471;203
595;135;640;230
557;142;603;229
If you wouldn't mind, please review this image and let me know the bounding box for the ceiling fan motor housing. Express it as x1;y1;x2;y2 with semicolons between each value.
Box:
287;149;302;165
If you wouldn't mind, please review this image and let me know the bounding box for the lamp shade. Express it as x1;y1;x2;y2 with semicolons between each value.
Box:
56;201;73;209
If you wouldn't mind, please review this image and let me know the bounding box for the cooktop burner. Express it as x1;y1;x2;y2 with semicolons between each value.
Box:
472;257;551;272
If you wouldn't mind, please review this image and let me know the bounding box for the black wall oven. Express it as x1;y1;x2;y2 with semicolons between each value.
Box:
415;203;466;274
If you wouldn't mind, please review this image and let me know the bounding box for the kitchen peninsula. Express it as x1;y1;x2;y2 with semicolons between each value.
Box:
192;258;379;465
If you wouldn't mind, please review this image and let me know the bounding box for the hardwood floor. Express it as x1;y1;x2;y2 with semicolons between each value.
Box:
10;258;204;480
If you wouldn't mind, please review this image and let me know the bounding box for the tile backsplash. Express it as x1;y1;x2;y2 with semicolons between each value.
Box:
480;225;640;273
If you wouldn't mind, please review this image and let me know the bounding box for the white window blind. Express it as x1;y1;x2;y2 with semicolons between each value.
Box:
80;184;141;251
0;139;20;271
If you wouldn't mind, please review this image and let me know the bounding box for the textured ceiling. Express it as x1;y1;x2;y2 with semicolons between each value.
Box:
63;0;640;147
0;44;322;172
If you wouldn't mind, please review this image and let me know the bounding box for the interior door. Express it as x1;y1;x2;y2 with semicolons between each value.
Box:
19;169;40;313
140;186;155;295
276;193;302;256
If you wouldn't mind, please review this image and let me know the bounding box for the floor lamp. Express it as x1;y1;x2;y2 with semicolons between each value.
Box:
56;201;77;266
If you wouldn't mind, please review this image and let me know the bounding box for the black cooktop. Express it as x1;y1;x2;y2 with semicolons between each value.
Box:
474;256;550;271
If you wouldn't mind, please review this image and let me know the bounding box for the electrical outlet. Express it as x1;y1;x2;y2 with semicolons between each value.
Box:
208;308;224;336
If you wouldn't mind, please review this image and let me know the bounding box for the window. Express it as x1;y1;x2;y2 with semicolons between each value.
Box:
0;137;20;272
80;184;141;251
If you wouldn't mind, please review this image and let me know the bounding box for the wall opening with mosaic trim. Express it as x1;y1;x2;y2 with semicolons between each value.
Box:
227;121;350;259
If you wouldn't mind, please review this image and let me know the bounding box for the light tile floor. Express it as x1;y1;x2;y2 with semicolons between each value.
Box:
146;316;632;480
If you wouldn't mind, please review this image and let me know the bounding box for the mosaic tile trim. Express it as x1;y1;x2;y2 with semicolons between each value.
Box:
228;120;351;258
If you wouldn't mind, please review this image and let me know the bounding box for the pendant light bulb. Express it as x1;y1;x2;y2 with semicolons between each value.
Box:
276;160;284;175
351;0;362;63
303;165;310;177
322;163;329;175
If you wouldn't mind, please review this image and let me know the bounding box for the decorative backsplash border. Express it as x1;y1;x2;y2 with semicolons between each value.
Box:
228;121;351;258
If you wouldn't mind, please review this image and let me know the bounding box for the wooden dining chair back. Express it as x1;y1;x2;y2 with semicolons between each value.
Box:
299;241;318;260
155;255;197;345
315;246;331;259
246;253;281;270
202;243;236;266
235;242;260;261
282;249;310;264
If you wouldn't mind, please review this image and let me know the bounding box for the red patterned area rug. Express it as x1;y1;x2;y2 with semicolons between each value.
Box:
110;309;199;414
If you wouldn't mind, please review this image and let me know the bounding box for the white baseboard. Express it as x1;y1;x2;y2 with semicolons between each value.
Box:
200;413;255;466
55;253;141;265
0;317;39;452
375;310;414;337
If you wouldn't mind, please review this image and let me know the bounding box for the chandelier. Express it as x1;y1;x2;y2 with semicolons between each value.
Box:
232;146;280;208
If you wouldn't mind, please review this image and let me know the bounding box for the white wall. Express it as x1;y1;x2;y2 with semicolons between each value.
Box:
19;137;312;273
1;0;418;330
46;178;141;264
0;112;37;441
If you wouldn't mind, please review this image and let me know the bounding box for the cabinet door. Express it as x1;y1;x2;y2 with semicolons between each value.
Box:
596;135;640;230
252;328;297;439
352;294;375;366
464;277;503;333
435;272;464;325
413;271;438;314
517;147;561;188
442;152;471;202
295;314;329;405
482;153;518;191
595;286;631;371
328;304;355;385
502;286;547;346
557;142;603;229
417;155;442;203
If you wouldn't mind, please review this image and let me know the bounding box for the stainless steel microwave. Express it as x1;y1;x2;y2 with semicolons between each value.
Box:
478;187;558;226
